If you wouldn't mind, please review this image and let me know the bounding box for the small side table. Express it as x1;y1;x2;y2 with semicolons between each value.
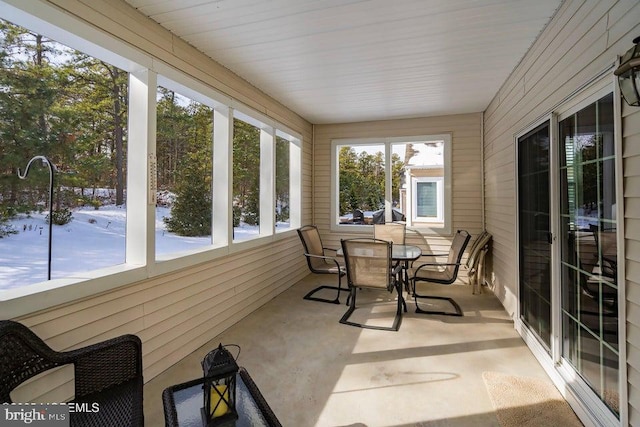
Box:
162;367;282;427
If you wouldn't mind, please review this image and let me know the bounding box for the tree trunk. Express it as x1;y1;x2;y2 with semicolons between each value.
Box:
108;66;124;206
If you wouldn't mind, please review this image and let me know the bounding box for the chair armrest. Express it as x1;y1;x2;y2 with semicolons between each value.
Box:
322;247;338;253
391;264;403;277
65;334;143;398
419;253;449;257
413;262;461;274
304;253;344;271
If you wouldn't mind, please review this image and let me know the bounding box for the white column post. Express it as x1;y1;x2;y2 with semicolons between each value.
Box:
213;106;233;245
260;127;275;236
126;69;156;267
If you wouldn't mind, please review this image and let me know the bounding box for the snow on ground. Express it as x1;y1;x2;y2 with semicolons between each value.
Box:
0;205;289;291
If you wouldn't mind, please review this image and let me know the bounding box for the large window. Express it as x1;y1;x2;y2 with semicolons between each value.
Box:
233;117;261;242
0;18;128;289
332;135;451;233
0;6;303;310
155;86;213;257
275;130;301;232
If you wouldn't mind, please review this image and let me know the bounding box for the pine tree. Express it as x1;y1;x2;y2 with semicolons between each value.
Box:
163;100;213;236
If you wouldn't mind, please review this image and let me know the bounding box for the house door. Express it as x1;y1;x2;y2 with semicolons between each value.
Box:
517;89;621;423
517;121;552;352
558;92;620;417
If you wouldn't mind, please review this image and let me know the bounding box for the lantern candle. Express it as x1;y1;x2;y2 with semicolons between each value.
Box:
210;384;229;417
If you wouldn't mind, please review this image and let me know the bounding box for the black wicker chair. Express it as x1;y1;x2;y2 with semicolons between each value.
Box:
0;320;144;427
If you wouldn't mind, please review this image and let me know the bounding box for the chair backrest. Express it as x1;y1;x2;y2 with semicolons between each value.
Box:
374;223;406;244
297;225;328;271
445;230;472;278
0;320;65;402
341;238;393;290
466;231;492;270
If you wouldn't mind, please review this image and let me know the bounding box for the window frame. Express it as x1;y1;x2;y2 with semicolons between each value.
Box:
0;1;304;317
330;134;452;234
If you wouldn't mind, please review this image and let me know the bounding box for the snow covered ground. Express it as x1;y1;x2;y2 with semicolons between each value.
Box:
0;205;288;291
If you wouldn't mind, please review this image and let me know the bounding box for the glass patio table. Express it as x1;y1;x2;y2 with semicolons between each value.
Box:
162;367;281;427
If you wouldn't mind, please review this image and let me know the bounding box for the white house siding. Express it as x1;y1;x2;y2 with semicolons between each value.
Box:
482;0;640;423
7;0;313;403
314;113;484;281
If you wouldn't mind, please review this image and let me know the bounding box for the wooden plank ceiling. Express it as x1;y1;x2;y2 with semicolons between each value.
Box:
124;0;562;124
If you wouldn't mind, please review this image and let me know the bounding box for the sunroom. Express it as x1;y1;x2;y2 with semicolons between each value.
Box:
0;0;639;426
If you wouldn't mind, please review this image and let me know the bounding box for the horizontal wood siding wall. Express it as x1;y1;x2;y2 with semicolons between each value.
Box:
483;0;640;423
9;0;313;402
625;95;640;425
314;113;484;281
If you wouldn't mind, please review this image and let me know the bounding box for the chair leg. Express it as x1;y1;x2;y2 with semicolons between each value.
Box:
339;287;402;331
412;280;463;316
303;274;343;304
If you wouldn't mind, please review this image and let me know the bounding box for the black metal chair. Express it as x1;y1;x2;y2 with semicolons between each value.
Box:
0;320;144;427
297;225;346;304
410;230;471;316
340;238;404;331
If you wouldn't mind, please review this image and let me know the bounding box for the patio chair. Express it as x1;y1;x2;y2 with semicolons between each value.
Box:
589;224;617;280
340;238;404;331
0;320;144;427
373;223;406;244
297;225;346;304
410;230;471;316
374;223;406;270
465;231;492;294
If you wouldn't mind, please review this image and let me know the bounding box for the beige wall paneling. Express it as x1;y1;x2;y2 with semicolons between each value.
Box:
314;113;483;284
483;0;640;424
624;86;640;424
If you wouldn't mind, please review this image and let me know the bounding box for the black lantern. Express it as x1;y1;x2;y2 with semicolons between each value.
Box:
614;36;640;106
201;344;239;426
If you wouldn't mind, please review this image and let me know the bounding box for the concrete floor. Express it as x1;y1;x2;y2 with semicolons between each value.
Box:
144;275;555;426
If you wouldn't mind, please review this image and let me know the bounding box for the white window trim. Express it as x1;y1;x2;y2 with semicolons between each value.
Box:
330;134;451;235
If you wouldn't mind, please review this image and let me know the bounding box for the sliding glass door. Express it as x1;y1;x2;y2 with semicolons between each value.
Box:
518;91;620;421
518;122;552;351
559;93;619;416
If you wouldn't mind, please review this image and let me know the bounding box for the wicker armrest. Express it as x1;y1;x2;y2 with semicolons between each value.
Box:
66;334;143;398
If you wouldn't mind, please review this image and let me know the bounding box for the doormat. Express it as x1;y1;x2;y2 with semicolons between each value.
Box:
482;371;583;427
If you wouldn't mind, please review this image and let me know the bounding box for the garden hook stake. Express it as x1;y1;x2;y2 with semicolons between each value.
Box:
17;156;57;280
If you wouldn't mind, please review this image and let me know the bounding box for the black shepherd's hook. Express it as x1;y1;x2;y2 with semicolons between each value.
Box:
17;156;57;281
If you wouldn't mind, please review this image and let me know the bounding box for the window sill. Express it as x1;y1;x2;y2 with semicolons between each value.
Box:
0;264;148;319
1;229;300;319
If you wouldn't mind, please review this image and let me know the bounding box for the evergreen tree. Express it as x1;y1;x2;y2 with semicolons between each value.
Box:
233;119;260;225
163;99;213;236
